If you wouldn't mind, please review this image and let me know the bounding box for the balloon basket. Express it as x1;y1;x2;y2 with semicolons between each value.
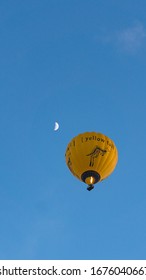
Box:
87;185;94;191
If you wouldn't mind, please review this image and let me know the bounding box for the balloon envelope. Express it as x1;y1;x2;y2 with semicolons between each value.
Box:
65;132;118;190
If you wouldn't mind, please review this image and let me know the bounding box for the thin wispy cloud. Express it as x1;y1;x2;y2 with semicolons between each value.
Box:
99;22;146;54
117;22;146;53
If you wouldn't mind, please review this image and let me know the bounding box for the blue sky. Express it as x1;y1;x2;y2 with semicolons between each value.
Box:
0;0;146;260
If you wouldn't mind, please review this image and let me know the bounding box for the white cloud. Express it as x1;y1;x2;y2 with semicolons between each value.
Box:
99;22;146;54
116;22;146;53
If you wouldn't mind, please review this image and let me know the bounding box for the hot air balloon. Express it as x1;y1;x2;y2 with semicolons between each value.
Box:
65;132;118;191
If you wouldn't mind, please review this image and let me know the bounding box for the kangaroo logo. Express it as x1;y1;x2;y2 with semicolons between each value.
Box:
86;146;107;167
67;157;80;179
67;157;72;171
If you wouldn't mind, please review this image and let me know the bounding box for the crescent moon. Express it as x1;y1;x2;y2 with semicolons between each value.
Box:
54;122;59;131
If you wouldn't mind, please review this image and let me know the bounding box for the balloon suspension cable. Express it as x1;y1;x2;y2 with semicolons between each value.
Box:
87;184;94;191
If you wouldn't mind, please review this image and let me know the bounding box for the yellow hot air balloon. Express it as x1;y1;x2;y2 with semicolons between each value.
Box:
65;132;118;191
